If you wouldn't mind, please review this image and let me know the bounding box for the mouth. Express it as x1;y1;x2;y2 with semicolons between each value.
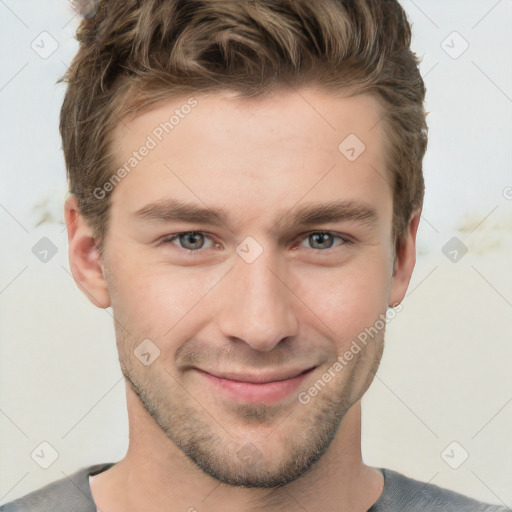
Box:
195;367;316;403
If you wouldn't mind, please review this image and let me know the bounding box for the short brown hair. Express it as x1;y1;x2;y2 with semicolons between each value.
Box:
59;0;428;255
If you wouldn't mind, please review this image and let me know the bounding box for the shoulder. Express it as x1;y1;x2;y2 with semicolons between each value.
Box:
0;463;114;512
371;468;511;512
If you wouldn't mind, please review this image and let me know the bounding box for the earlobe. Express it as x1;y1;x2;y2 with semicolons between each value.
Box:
388;209;421;307
64;195;111;309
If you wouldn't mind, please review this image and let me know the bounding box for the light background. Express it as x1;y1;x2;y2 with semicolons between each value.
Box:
0;0;511;507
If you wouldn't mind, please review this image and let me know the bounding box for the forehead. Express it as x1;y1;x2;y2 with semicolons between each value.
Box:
108;88;391;230
114;88;385;154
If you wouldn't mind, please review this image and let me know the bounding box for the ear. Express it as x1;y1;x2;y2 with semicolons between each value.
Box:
64;194;111;308
388;209;421;307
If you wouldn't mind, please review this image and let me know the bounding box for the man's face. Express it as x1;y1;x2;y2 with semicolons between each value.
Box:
97;88;410;487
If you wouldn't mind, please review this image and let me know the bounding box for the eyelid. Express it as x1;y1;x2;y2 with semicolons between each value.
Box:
158;230;353;253
293;230;352;245
157;231;217;251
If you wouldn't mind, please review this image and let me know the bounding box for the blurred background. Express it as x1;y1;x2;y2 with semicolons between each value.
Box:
0;0;511;507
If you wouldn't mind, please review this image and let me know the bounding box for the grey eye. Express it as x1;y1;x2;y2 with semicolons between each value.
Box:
302;232;346;250
176;232;206;250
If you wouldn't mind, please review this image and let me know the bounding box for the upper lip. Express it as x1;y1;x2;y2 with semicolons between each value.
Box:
197;367;315;384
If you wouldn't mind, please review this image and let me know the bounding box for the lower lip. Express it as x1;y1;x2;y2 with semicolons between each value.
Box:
197;369;314;403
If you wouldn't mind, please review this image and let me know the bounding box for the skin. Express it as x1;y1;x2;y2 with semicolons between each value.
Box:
65;88;420;512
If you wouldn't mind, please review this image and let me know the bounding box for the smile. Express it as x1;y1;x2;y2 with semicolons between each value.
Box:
196;367;316;403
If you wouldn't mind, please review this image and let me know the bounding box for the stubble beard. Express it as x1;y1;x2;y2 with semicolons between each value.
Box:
119;348;377;489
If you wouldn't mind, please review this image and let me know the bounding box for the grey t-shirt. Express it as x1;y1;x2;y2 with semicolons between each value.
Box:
0;463;509;511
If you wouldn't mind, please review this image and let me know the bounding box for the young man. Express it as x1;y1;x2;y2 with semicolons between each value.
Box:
1;1;509;511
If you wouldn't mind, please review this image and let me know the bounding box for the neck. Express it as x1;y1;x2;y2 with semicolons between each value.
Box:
90;384;383;512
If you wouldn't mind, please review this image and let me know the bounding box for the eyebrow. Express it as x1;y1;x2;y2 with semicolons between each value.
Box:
133;198;379;233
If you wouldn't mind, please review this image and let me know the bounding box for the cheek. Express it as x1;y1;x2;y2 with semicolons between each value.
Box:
106;232;393;349
108;252;219;339
295;254;391;343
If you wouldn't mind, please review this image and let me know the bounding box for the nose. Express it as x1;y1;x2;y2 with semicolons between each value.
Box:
215;245;299;352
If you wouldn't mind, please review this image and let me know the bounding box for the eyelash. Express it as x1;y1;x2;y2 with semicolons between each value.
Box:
158;231;353;255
